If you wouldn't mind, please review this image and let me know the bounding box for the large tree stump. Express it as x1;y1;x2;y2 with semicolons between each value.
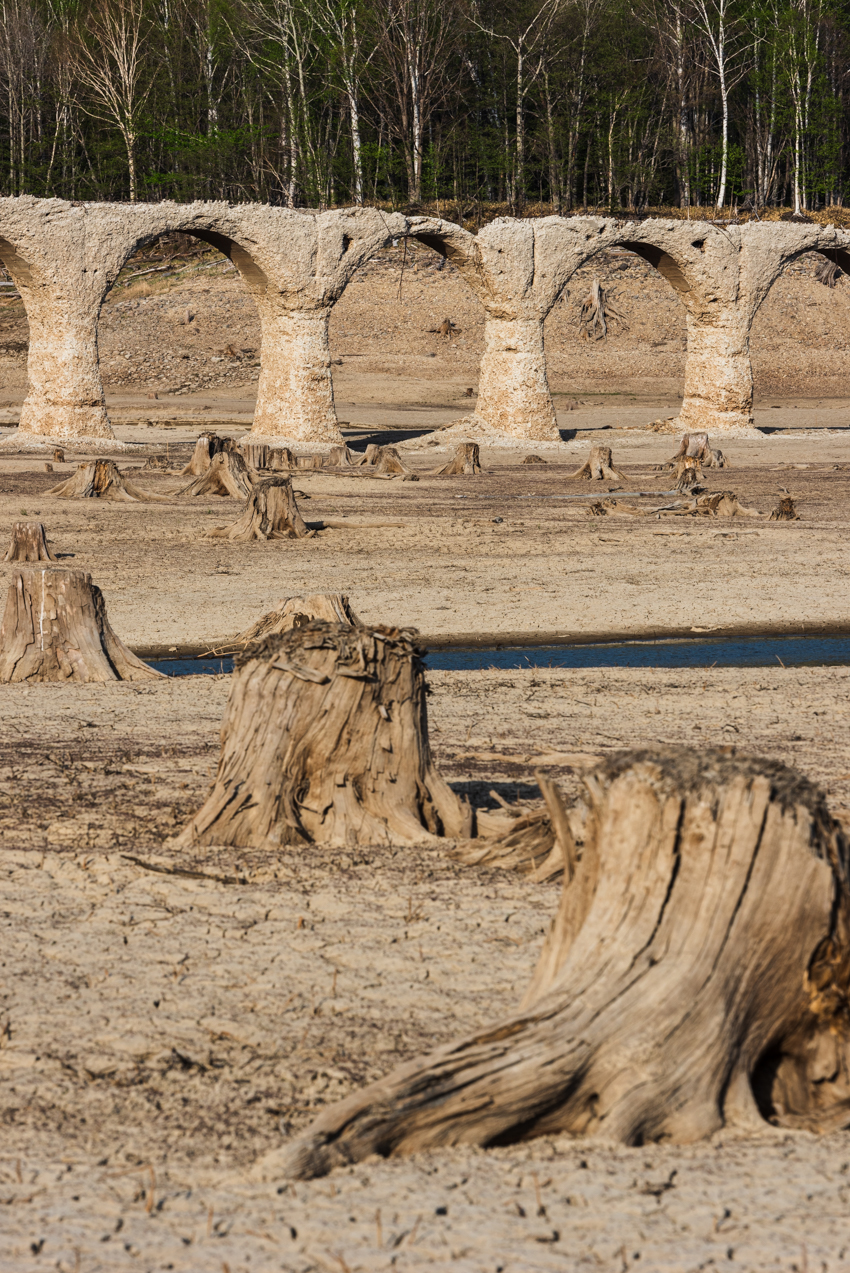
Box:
436;443;481;476
570;445;626;481
206;477;311;540
175;623;471;849
178;450;254;498
47;461;171;503
233;593;360;646
3;522;56;563
271;748;850;1179
180;432;234;476
0;567;163;682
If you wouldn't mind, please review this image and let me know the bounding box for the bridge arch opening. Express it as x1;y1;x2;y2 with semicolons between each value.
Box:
326;234;485;440
98;230;265;409
0;239;34;421
544;245;688;423
750;248;850;411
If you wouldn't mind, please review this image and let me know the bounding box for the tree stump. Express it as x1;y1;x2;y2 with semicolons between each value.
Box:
521;455;547;465
674;458;704;492
233;593;360;646
328;445;361;467
273;748;850;1179
436;443;481;476
3;522;57;563
180;432;233;476
673;491;760;518
175;622;471;849
373;445;414;476
53;449;64;464
0;567;163;682
178;450;254;499
206;477;311;540
242;441;270;471
570;446;626;481
770;496;800;521
47;461;172;503
268;448;295;471
666;433;728;470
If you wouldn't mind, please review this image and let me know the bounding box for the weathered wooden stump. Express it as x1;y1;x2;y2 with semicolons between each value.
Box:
47;460;171;503
233;593;360;646
53;449;65;464
176;623;471;849
675;458;704;492
206;477;311;540
295;454;325;470
242;441;270;471
667;432;728;470
770;496;800;521
436;443;481;476
178;450;254;498
521;454;547;465
0;567;163;682
570;445;626;481
268;448;295;471
676;490;760;518
272;748;850;1179
328;445;361;467
372;445;413;476
181;432;233;476
3;522;57;563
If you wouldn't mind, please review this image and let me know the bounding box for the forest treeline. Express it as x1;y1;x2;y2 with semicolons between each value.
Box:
0;0;849;213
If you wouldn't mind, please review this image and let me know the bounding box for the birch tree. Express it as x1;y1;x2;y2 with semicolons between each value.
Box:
687;0;757;208
71;0;153;200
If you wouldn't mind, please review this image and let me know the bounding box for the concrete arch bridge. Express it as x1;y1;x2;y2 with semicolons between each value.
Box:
0;197;846;445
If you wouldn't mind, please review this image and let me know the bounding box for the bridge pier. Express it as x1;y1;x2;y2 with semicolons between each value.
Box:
473;315;559;440
251;305;341;444
19;299;113;440
677;309;755;433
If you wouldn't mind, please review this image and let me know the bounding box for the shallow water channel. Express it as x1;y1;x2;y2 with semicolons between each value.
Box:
148;634;850;677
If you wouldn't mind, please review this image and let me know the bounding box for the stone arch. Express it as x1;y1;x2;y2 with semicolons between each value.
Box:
613;242;693;298
747;242;850;410
106;224;269;301
98;227;264;411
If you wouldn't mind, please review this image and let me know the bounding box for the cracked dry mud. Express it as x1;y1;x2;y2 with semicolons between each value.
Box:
3;668;850;1270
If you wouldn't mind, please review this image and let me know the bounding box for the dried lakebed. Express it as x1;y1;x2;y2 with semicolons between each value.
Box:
2;666;850;1269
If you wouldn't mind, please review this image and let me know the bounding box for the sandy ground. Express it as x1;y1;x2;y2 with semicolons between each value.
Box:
3;667;850;1271
3;241;850;1269
1;430;849;654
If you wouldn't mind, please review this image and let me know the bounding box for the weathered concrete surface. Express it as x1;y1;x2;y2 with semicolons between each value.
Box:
409;217;569;441
0;200;406;447
248;207;408;444
0;200;849;444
